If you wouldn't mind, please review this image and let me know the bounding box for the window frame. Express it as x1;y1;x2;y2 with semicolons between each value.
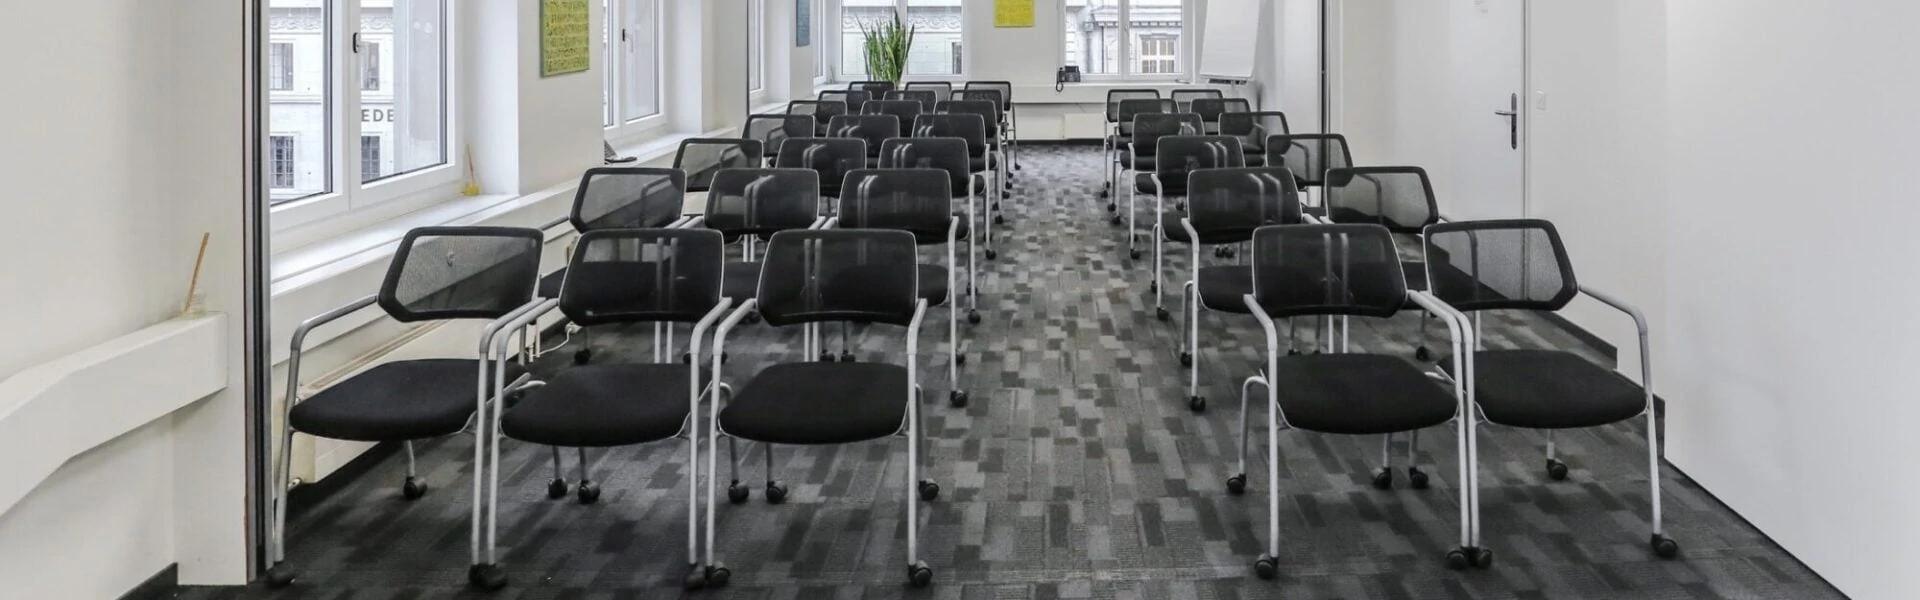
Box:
831;0;971;83
748;0;767;99
604;0;667;142
269;0;460;234
1060;0;1194;83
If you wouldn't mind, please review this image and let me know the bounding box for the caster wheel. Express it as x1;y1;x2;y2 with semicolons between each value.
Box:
467;563;508;591
683;564;707;590
1415;346;1432;361
546;478;569;499
704;564;732;588
986;249;999;260
1221;248;1236;259
1188;396;1206;413
264;562;296;588
1179;352;1192;367
950;390;969;408
967;310;981;325
1287;349;1303;356
1546;459;1570;481
573;348;592;365
681;352;692;365
401;477;428;500
819;352;835;363
1110;215;1123;226
1128;249;1142;260
994;201;1004;211
994;215;1006;225
1651;535;1680;559
727;482;750;504
841;351;857;363
1102;190;1111;200
1106;202;1117;212
1156;308;1171;322
1372;468;1394;490
1408;467;1430;490
1226;474;1247;495
919;480;941;501
744;312;763;325
1473;548;1495;568
1446;549;1471;571
1002;192;1011;200
956;354;967;366
765;482;788;504
907;561;934;588
1149;281;1159;294
1253;554;1278;580
576;481;601;505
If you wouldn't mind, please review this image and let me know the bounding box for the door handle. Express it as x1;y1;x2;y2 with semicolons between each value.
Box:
1493;93;1519;149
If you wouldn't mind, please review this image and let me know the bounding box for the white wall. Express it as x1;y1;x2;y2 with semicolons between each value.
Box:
0;0;250;595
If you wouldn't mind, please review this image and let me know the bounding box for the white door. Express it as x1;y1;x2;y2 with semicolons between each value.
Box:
1445;0;1527;220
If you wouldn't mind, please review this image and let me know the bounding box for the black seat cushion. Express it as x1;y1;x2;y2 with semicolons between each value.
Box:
1243;153;1267;167
719;363;910;445
1441;350;1646;429
968;154;999;173
501;364;706;447
538;269;567;299
918;263;951;306
723;261;762;303
1161;212;1255;245
1136;173;1188;196
1197;266;1256;313
1127;155;1157;172
1271;354;1458;435
290;359;526;442
904;213;970;245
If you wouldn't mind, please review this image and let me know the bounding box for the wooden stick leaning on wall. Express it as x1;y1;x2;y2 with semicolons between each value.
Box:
183;232;210;316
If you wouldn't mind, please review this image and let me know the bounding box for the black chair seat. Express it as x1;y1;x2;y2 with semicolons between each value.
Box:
1197;266;1256;313
918;263;951;306
719;362;909;445
1243;152;1266;167
290;359;526;442
723;261;761;302
1136;173;1188;196
1126;155;1157;172
906;214;970;245
1161;212;1254;245
501;364;707;447
1440;350;1646;429
968;154;999;173
538;269;567;299
1272;354;1457;435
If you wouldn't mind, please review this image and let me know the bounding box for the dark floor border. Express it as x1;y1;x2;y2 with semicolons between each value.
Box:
285;440;400;520
1665;464;1851;599
118;564;178;600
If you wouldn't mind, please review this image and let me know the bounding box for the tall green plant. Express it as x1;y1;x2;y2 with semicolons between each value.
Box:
859;11;915;85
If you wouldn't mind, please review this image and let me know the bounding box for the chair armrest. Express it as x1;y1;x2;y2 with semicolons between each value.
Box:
711;299;762;412
677;216;706;229
284;294;379;408
1579;285;1655;394
1405;291;1473;407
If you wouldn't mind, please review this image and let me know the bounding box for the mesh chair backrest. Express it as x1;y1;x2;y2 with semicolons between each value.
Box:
827;115;900;157
863;99;924;125
380;226;543;323
570;167;687;232
904;81;952;98
1131;113;1205;158
1106;89;1162;120
788;100;848;135
673;139;763;194
775;137;868;191
1190;98;1252;125
1171;89;1225;112
1221;111;1289;152
1187;168;1303;241
1269;133;1353;187
703;168;821;236
1118;99;1176;136
878;137;972;192
820;90;871;111
1323;167;1441;233
886;90;940;112
838;169;955;240
744;114;814;159
1423;219;1579;312
851;80;896;95
939;100;1001;138
952;89;1006;114
911;113;989;158
1250;224;1406;319
1155;135;1247;190
560;229;725;326
965;81;1015;109
757;229;920;327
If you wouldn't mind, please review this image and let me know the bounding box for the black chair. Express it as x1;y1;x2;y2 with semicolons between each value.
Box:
1220;111;1289;167
1106;99;1176;207
850;80;896;96
1230;223;1473;579
938;99;1009;205
539;167;690;306
863;99;925;129
903;81;952;100
268;226;544;591
1190;98;1252;134
1101;89;1162;199
1322;167;1444;360
836;168;966;406
494;228;731;590
963;81;1018;171
912;113;998;263
743;114;815;164
673;138;763;194
827;114;900;168
1267;133;1354;213
774;137;867;201
787;100;849;136
886;89;940;112
1423;218;1679;565
1171;88;1225;113
820;89;873;113
879;136;984;318
1172;168;1301;412
697;168;825;309
1141;135;1245;319
705;229;939;588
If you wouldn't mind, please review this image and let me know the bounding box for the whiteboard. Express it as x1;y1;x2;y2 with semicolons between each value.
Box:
1198;0;1264;82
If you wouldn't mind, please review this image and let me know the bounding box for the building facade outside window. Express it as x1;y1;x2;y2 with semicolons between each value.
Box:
360;135;383;181
269;43;294;91
1063;0;1188;79
840;0;965;79
270;135;297;189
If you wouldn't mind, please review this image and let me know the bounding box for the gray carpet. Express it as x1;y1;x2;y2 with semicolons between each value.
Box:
175;146;1842;599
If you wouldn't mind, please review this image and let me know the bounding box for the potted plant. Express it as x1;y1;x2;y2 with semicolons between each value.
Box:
859;11;915;86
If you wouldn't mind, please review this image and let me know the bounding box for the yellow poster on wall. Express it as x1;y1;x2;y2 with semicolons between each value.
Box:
541;0;591;77
995;0;1035;28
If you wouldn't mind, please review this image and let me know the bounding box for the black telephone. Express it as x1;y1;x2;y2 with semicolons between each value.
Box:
1055;66;1082;91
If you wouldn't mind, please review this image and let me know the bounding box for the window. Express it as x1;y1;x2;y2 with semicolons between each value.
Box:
748;0;765;93
269;43;294;91
266;0;453;226
269;135;297;189
605;0;663;135
814;0;829;81
1063;0;1189;79
838;0;965;80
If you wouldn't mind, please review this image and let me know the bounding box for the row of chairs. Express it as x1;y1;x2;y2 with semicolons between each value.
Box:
832;79;1021;175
